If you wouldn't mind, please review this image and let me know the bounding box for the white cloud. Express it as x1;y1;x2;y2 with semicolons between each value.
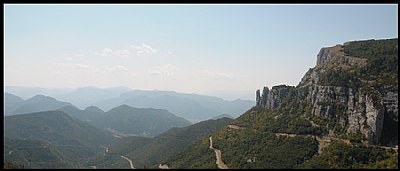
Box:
94;48;113;56
54;62;133;75
94;52;104;56
62;54;85;61
131;44;158;55
200;70;235;79
104;48;112;54
115;50;131;58
92;45;160;58
93;48;131;58
160;51;174;57
105;65;129;73
75;64;95;70
53;62;98;73
149;64;179;76
148;70;162;75
64;57;73;61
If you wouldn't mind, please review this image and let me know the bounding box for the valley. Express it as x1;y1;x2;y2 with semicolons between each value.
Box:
4;4;397;170
3;39;398;169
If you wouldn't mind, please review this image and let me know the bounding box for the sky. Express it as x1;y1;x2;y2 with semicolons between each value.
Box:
4;4;398;100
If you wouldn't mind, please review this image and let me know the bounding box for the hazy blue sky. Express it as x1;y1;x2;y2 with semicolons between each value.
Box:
4;4;398;100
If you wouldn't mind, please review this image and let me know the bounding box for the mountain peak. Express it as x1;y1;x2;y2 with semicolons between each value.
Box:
77;86;100;90
4;93;24;103
6;94;73;116
29;94;56;101
315;44;344;67
27;95;71;105
107;104;136;113
211;114;234;120
31;94;47;98
84;106;104;113
118;104;133;108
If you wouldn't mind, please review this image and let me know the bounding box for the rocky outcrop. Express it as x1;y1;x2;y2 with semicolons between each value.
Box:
346;92;385;143
255;41;398;144
316;45;344;66
257;85;296;110
315;44;367;70
383;92;398;118
256;87;390;145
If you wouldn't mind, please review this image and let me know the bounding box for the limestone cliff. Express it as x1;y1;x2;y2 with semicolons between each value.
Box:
256;38;398;145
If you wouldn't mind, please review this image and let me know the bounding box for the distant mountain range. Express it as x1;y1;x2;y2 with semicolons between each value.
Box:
91;104;192;137
93;90;253;122
4;93;73;116
4;92;195;138
57;104;191;138
4;93;24;115
4;86;74;100
56;105;106;123
53;86;132;109
4;87;255;122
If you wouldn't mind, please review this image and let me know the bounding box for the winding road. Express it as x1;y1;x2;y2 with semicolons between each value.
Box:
121;156;135;169
209;136;228;169
158;164;170;169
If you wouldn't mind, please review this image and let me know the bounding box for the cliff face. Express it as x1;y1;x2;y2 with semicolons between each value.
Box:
256;39;398;144
256;85;294;110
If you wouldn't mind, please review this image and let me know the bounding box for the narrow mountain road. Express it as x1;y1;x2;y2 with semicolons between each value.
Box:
158;164;170;169
274;133;350;155
309;120;320;127
381;146;398;153
273;132;376;155
209;136;228;169
214;149;228;169
104;146;109;156
121;156;135;169
275;133;297;138
315;136;331;154
274;113;283;119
